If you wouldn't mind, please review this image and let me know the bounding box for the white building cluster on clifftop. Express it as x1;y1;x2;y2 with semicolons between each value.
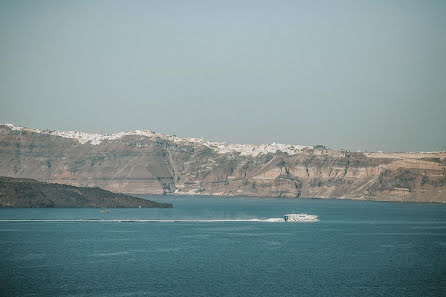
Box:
3;124;311;157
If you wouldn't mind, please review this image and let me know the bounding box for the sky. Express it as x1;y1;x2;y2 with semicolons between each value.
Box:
1;0;445;152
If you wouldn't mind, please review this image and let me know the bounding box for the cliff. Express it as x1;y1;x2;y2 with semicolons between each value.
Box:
0;176;172;208
0;124;445;203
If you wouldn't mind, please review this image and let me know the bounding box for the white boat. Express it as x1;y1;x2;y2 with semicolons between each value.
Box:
283;213;318;222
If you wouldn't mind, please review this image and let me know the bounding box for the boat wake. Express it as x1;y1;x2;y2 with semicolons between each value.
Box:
0;219;284;223
0;214;318;223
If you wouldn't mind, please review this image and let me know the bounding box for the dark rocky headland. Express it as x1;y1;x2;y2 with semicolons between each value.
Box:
0;176;172;208
0;124;445;203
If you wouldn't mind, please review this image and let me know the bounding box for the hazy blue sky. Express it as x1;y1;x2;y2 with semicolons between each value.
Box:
1;0;445;152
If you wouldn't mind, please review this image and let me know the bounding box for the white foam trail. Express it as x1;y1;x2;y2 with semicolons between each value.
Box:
0;218;288;223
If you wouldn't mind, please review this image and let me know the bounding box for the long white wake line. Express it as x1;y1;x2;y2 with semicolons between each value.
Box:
0;218;318;223
0;218;283;223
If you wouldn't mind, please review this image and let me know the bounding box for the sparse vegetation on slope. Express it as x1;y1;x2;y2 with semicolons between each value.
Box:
0;176;172;208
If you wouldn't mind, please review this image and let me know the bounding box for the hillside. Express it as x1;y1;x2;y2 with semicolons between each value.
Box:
0;124;445;203
0;176;172;208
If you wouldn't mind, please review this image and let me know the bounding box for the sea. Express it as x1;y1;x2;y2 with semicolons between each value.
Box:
0;196;445;297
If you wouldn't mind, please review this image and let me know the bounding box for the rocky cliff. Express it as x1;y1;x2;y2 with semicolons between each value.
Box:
0;124;445;203
0;176;172;208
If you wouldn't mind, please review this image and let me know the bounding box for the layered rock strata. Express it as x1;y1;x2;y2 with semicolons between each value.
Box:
0;124;444;203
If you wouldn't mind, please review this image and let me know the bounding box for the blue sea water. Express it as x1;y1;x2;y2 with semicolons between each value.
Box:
0;196;445;297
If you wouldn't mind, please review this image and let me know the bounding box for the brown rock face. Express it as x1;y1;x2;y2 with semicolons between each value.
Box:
0;125;445;203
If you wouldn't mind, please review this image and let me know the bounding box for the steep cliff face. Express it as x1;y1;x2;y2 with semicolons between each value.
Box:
0;124;445;203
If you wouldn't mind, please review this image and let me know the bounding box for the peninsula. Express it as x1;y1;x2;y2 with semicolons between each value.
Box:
0;176;172;208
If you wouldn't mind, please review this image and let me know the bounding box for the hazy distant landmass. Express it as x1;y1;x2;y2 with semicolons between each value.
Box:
0;124;445;203
0;176;172;208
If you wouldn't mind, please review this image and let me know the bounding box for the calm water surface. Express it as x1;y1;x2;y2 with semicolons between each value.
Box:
0;196;445;297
